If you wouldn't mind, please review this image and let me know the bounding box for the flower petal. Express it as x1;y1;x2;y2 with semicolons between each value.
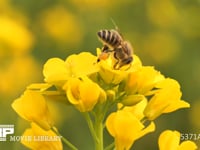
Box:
12;90;53;130
178;141;198;150
43;58;70;85
106;110;153;150
163;100;190;113
21;123;63;150
144;78;190;120
63;76;105;112
97;48;142;84
65;52;99;77
136;121;155;140
159;130;180;150
121;98;148;120
158;130;198;150
125;66;164;95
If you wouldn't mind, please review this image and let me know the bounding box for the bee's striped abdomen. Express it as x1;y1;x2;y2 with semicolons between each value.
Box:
97;30;121;48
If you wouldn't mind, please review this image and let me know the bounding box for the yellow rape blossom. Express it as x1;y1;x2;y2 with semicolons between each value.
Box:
0;56;40;97
96;48;142;84
125;66;164;95
106;110;155;150
158;130;197;150
43;52;98;86
98;61;128;84
0;16;33;56
40;6;83;45
120;98;148;121
146;0;179;28
63;76;106;112
120;94;145;107
144;78;190;120
21;123;63;150
65;52;99;77
143;32;180;64
12;90;53;130
12;47;194;149
43;58;71;85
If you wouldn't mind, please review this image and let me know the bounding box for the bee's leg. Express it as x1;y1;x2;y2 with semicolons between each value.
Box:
102;45;113;53
121;57;133;65
113;60;120;70
113;51;120;69
119;56;133;69
102;45;109;51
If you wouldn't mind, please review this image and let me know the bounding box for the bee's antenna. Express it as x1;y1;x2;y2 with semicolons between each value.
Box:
110;18;119;31
110;18;123;37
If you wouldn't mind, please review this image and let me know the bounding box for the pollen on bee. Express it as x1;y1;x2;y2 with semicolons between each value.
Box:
97;52;109;62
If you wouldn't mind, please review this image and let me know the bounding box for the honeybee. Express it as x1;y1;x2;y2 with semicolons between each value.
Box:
97;29;133;69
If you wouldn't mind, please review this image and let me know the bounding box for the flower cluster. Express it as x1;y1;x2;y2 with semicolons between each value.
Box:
12;48;197;150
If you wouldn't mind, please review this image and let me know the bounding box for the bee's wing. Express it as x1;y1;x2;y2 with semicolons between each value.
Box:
123;41;134;55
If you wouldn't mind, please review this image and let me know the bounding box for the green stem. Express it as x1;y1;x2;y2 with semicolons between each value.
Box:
105;142;115;150
83;112;99;144
95;119;104;150
51;127;78;150
94;103;107;150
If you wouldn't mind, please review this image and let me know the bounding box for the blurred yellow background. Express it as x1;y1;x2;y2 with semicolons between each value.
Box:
0;0;200;149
